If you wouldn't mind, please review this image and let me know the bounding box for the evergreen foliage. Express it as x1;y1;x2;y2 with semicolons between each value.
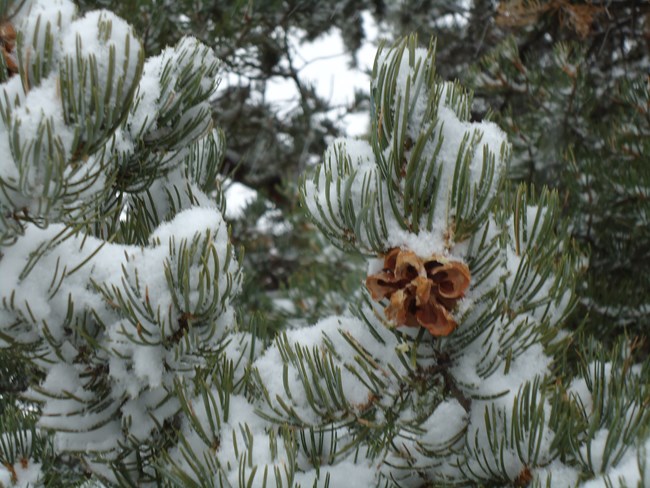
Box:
53;1;365;348
466;0;650;337
1;1;649;487
0;0;237;484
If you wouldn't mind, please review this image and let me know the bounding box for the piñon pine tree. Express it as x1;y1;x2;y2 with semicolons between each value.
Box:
2;1;650;487
163;36;584;487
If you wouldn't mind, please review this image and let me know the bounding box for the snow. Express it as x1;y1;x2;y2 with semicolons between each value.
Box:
580;428;611;474
253;314;403;424
0;2;148;224
2;204;241;463
132;345;164;388
419;398;468;448
0;461;43;487
245;11;378;137
122;390;180;441
53;422;123;453
128;54;163;137
60;9;143;121
16;0;77;75
303;42;509;257
167;385;297;487
4;76;75;209
581;436;650;487
533;459;580;487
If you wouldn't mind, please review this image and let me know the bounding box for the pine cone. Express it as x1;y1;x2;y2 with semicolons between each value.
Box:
366;248;470;336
